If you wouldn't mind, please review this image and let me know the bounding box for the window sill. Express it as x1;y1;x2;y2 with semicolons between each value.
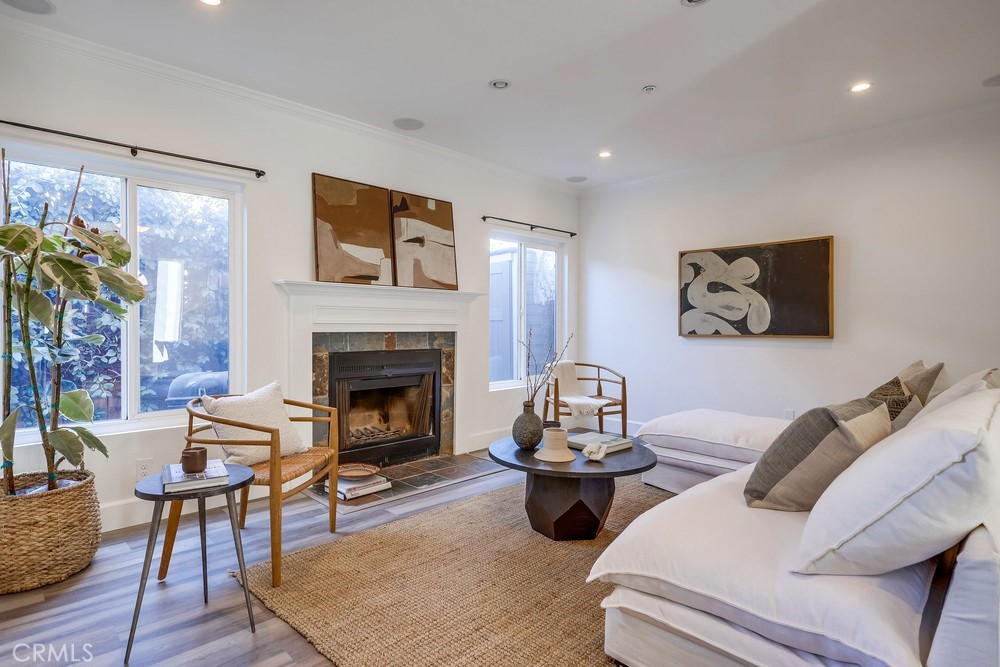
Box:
489;380;528;393
12;410;188;448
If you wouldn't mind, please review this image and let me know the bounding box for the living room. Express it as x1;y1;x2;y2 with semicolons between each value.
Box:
1;0;999;665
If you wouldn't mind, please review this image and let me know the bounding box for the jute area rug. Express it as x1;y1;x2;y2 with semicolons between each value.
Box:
242;477;672;667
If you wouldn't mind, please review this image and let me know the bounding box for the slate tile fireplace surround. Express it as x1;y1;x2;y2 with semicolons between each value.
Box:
313;332;455;466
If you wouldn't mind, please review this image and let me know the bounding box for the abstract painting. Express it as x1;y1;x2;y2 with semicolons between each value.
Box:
390;190;458;290
679;236;833;337
313;173;394;285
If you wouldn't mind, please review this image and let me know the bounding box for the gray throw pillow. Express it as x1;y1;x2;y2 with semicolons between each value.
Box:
744;398;891;511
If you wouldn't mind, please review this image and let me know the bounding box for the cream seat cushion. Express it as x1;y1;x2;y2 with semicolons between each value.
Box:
589;466;933;667
636;409;789;463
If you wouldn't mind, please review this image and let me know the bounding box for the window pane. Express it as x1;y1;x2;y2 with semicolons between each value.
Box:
525;247;557;375
137;186;230;412
6;161;123;426
489;239;518;382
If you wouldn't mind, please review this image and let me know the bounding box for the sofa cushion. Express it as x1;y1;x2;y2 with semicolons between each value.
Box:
744;398;891;511
589;466;934;667
602;586;862;667
796;388;1000;575
927;525;1000;667
635;409;789;464
201;381;308;466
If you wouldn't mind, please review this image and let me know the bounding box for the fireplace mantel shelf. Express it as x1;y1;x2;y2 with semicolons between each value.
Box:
275;280;484;302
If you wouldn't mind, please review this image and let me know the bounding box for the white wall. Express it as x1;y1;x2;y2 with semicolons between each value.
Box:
0;22;578;529
578;102;1000;432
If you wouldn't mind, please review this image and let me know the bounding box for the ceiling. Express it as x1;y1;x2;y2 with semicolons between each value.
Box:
2;0;999;188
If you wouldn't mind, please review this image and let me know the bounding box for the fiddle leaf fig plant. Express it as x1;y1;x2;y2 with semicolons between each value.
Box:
1;149;146;494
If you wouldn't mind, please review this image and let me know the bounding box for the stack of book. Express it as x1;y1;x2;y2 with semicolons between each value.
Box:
161;459;230;493
326;474;392;500
567;432;633;453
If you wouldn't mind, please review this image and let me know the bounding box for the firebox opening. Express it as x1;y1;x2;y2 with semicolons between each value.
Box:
344;374;434;450
330;348;442;468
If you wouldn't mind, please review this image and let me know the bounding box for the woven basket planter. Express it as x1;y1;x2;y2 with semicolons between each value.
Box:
0;470;102;595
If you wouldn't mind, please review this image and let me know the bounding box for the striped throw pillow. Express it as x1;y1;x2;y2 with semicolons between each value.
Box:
744;398;891;511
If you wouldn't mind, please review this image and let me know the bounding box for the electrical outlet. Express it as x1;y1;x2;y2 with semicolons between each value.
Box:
136;458;153;482
783;409;795;420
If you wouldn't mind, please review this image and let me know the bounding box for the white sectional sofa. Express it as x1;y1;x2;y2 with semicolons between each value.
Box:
591;378;1000;666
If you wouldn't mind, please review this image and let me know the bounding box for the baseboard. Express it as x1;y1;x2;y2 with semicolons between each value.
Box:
100;485;270;533
463;427;511;453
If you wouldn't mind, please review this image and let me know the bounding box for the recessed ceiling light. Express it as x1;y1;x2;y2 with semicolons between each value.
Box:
983;74;1000;87
642;85;657;95
597;151;612;159
199;0;222;5
1;0;55;14
566;176;588;183
850;81;873;93
680;0;710;6
393;118;425;131
489;79;510;90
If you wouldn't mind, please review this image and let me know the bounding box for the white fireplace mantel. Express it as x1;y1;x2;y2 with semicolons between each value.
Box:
275;280;483;334
274;280;484;448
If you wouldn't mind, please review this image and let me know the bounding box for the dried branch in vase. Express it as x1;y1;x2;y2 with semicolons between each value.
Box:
520;331;573;403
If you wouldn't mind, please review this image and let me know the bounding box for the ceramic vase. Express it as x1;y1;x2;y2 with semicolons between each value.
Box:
512;400;544;449
534;427;576;462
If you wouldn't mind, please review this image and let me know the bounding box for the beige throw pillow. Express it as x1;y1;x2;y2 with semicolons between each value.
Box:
201;381;308;466
898;361;946;405
744;398;891;511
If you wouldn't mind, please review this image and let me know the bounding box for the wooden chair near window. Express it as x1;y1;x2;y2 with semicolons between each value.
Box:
157;396;338;587
542;362;628;438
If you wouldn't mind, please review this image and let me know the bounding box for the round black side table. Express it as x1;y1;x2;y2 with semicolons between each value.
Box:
125;463;256;664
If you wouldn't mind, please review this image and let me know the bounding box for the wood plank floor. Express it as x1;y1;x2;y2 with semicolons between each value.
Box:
0;468;524;667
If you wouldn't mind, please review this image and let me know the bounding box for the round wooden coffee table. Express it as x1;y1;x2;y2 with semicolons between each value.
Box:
488;434;657;540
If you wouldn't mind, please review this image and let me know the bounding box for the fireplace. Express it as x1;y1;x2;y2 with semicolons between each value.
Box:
330;348;442;467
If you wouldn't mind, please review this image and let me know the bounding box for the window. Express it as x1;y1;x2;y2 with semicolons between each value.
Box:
489;233;561;384
3;152;238;427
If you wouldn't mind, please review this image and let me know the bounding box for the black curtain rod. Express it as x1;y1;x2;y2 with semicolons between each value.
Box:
481;215;576;238
0;119;266;178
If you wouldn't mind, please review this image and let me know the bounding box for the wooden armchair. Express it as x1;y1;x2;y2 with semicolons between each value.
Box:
542;363;627;437
157;396;338;587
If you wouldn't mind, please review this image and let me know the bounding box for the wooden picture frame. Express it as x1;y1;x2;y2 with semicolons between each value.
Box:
679;235;833;337
312;173;394;285
390;190;458;290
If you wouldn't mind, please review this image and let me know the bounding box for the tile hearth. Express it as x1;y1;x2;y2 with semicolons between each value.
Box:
309;450;505;514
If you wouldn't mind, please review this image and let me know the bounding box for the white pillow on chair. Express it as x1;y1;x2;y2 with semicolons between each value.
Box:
201;381;309;466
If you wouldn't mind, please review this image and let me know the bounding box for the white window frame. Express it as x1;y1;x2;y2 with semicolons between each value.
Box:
1;137;246;442
488;229;566;391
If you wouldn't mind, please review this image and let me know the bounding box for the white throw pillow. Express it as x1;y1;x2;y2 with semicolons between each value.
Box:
796;388;1000;575
911;368;1000;423
636;409;789;463
201;381;309;466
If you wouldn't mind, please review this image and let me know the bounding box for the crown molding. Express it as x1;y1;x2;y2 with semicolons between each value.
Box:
0;17;575;195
